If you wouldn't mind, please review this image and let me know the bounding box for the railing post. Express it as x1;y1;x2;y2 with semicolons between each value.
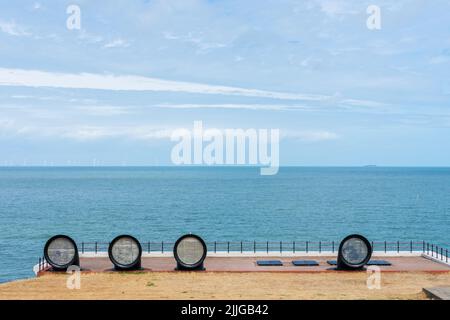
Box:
293;241;296;254
39;257;41;272
422;241;425;253
431;244;434;257
82;242;84;254
397;241;400;253
148;242;150;253
441;248;443;260
240;241;243;253
162;241;164;254
306;241;309;253
384;241;387;253
214;241;217;253
446;249;448;263
427;243;429;255
280;241;282;254
253;241;256;253
95;242;98;254
266;241;268;254
227;241;230;254
410;241;413;253
319;241;321;254
332;241;335;253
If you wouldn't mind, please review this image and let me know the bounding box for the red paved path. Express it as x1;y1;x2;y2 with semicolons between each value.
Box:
40;256;450;274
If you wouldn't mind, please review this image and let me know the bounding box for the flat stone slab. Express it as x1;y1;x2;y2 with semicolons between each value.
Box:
423;287;450;300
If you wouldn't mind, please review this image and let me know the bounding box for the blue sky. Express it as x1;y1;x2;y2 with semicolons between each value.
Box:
0;0;449;166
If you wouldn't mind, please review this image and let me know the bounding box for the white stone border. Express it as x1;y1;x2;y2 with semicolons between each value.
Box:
422;253;450;267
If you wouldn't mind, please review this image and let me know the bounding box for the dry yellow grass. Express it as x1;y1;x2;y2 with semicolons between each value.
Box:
1;272;449;300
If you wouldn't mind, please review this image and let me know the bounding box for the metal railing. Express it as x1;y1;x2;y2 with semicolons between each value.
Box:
37;256;49;273
78;240;444;255
37;240;449;272
424;242;449;263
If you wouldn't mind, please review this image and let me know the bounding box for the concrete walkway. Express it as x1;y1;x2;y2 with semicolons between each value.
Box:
38;255;450;275
423;287;450;300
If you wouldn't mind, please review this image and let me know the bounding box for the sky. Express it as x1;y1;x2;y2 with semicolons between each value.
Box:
0;0;449;166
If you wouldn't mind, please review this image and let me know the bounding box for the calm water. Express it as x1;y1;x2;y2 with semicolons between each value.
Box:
0;167;449;283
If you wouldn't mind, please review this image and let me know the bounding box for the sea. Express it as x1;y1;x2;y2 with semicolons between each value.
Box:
0;166;449;283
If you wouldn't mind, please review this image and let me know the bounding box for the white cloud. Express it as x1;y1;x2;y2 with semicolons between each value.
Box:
0;121;172;141
77;30;103;44
0;68;329;102
10;94;97;104
429;55;450;65
317;0;358;17
33;2;42;10
0;119;15;130
63;126;169;141
76;106;132;116
283;130;339;141
163;31;229;54
340;99;388;108
57;127;338;143
0;20;31;37
155;103;311;111
162;32;179;40
0;117;339;143
11;95;33;99
0;118;32;136
104;38;130;48
158;101;390;112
